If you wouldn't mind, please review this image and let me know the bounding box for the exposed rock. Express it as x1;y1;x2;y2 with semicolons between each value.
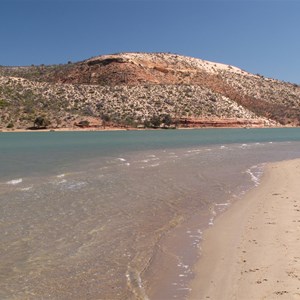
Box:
0;52;299;129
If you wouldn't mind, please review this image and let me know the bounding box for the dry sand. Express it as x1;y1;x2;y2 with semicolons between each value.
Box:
189;159;300;300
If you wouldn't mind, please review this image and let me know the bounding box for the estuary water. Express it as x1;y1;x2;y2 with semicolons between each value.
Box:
1;128;300;299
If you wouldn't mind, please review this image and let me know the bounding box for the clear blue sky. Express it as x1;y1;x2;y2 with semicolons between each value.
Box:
1;0;299;83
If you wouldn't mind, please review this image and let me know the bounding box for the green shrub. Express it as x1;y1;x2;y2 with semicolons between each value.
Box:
150;115;161;128
161;114;173;126
77;120;90;127
0;99;8;108
34;116;50;128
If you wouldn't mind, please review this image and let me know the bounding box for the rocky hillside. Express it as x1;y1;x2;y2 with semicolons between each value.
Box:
0;52;299;130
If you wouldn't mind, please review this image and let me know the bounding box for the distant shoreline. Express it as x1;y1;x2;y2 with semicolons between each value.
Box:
0;124;292;133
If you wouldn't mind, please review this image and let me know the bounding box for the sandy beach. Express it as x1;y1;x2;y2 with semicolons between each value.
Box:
189;159;300;300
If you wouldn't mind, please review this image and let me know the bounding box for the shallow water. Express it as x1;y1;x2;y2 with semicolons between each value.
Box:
1;129;300;299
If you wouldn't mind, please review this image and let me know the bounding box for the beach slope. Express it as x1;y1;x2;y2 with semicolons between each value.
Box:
189;159;300;300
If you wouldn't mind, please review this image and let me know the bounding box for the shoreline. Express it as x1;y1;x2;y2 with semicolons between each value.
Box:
0;124;293;133
188;159;300;299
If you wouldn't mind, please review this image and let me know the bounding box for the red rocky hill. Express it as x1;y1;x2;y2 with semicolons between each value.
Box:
0;52;299;129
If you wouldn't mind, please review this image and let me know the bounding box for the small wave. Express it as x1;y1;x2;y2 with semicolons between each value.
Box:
246;164;265;187
56;173;65;178
6;178;22;185
220;145;228;150
239;143;249;149
117;158;126;162
246;169;259;186
215;202;230;206
187;227;203;250
116;157;131;167
208;205;217;226
118;162;130;166
187;149;201;153
20;186;33;191
141;159;150;163
126;268;149;300
57;179;67;184
51;178;67;185
54;180;87;190
138;157;159;164
149;163;160;167
66;181;87;190
215;202;230;214
145;156;159;161
208;217;214;226
177;287;192;291
208;212;216;226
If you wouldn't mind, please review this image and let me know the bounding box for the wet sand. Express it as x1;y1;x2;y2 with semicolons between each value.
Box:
189;159;300;300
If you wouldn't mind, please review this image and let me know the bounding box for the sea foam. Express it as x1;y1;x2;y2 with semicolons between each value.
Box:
6;178;23;185
246;164;265;187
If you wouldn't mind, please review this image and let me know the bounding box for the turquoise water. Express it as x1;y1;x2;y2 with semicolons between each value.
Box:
1;128;300;180
1;128;300;299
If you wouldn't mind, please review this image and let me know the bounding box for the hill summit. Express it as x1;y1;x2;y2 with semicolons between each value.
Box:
0;52;299;130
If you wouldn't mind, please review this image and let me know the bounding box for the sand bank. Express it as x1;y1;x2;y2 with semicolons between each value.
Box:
189;159;300;300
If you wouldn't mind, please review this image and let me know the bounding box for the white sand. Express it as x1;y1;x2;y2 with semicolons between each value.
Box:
189;159;300;300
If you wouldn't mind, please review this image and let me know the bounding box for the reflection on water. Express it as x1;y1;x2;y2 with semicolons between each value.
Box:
1;140;300;299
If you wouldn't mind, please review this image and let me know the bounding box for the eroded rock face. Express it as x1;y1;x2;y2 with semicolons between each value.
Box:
86;57;127;66
44;53;249;86
0;52;299;129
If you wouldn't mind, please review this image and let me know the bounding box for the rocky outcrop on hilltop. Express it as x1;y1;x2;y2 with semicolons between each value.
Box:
0;52;299;130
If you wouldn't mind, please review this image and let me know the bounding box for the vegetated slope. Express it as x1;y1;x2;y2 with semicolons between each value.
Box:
0;52;299;130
